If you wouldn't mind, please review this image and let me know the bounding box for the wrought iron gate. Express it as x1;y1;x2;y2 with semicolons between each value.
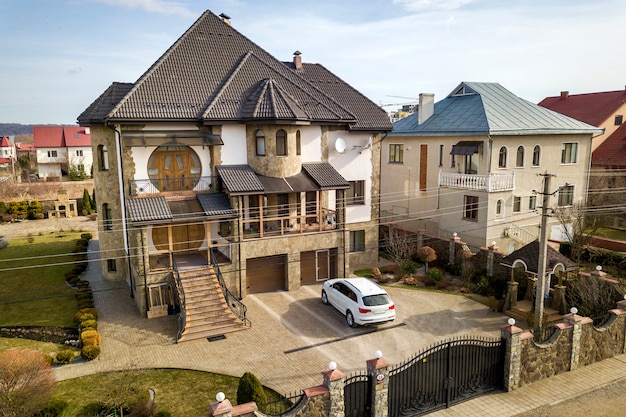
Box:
388;337;504;416
344;372;372;417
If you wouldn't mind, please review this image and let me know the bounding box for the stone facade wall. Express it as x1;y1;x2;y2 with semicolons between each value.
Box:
519;327;572;386
578;314;626;366
246;125;302;178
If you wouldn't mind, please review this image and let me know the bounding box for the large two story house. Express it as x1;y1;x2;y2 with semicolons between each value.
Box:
33;126;92;178
78;11;391;339
381;82;602;254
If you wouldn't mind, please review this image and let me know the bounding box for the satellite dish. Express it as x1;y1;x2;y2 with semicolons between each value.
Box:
335;137;347;154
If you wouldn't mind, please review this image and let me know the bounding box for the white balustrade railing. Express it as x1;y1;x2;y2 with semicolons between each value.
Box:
438;171;515;192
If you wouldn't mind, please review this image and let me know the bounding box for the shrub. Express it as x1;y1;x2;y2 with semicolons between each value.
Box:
55;350;74;364
0;237;9;250
154;411;173;417
80;329;101;347
81;232;93;240
68;277;80;286
27;200;43;219
77;299;94;310
35;397;69;417
81;345;101;361
426;268;443;282
82;189;92;215
76;313;95;323
237;372;267;405
444;263;462;276
65;271;77;282
43;353;54;366
74;308;98;323
81;319;98;330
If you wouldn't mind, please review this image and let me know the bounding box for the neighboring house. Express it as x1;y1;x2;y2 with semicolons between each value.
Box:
33;126;92;178
0;135;15;172
15;142;37;177
382;82;601;254
538;88;626;152
77;10;391;329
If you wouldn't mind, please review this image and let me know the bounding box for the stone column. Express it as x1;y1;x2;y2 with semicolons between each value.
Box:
449;233;460;265
416;229;425;251
487;242;497;277
367;353;390;417
504;281;518;311
323;363;345;417
565;310;592;371
208;395;233;417
501;319;527;391
551;285;567;314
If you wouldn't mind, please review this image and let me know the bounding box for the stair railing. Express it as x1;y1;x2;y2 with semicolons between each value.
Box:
210;248;251;327
171;254;187;340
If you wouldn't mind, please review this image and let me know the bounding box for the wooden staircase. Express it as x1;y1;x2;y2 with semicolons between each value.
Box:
176;266;248;343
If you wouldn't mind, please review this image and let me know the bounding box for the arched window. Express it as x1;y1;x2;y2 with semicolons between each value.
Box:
532;145;541;166
276;129;287;156
103;203;113;231
516;146;524;167
498;146;507;168
296;130;301;156
496;199;503;217
255;130;265;156
98;145;109;171
147;146;200;192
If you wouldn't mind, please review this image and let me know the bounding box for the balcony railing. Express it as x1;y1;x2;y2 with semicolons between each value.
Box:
129;176;216;196
243;210;337;239
439;171;515;192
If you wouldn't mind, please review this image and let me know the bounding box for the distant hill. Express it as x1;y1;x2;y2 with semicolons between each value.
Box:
0;123;35;136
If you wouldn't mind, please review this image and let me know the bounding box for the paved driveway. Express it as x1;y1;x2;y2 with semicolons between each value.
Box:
55;242;506;395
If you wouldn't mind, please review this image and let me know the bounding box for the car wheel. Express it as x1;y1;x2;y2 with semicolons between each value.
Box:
321;290;329;305
346;310;357;328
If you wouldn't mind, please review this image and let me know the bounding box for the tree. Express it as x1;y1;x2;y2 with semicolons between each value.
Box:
417;246;436;273
383;224;418;273
82;188;92;215
236;372;267;406
91;189;97;212
0;348;55;417
565;274;623;319
100;370;145;417
555;201;598;263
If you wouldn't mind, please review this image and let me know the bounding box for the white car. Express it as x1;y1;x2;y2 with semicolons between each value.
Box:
321;278;396;327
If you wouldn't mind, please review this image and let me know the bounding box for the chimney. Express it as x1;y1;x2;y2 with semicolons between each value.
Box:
219;13;231;26
418;93;435;125
560;91;569;100
293;50;302;70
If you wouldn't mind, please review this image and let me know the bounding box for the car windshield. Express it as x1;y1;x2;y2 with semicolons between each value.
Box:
362;294;391;306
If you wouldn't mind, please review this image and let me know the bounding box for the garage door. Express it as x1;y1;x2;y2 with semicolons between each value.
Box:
301;248;338;285
246;255;286;294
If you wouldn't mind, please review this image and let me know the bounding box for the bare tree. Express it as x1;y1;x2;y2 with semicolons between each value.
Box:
0;349;55;417
565;274;623;319
554;201;599;263
383;224;417;273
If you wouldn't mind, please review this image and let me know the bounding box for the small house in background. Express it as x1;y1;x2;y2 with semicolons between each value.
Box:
0;135;15;173
33;126;92;179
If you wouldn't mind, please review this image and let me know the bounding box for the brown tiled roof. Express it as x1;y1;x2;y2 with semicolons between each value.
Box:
197;193;237;217
501;240;578;274
538;89;626;127
217;165;264;194
593;123;626;167
302;162;349;189
78;11;390;132
127;196;172;222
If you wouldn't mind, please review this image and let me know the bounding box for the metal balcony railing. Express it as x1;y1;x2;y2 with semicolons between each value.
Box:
128;176;216;196
439;171;515;192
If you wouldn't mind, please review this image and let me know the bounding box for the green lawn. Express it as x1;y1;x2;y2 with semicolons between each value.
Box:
0;232;80;327
591;227;626;241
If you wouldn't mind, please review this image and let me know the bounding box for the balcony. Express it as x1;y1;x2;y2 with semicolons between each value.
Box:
129;176;216;197
243;210;337;239
439;171;515;192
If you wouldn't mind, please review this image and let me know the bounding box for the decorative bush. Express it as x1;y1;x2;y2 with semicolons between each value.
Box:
65;271;77;282
76;313;95;324
237;371;267;405
77;300;94;310
27;200;43;219
74;308;98;323
426;268;443;282
35;397;69;417
81;345;101;361
43;353;54;365
81;232;93;241
81;319;97;330
80;329;101;347
68;277;80;286
55;350;74;364
154;411;173;417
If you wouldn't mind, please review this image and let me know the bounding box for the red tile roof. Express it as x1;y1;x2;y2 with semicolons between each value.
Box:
0;158;11;164
593;122;626;167
0;136;12;148
16;143;35;151
538;89;626;126
33;126;91;148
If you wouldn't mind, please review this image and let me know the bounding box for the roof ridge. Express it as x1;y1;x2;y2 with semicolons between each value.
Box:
108;11;214;120
202;51;253;119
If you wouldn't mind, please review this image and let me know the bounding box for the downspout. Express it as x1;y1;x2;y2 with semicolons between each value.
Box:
141;228;148;312
106;123;133;298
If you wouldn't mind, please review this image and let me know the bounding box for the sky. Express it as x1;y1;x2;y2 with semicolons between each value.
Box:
1;0;625;125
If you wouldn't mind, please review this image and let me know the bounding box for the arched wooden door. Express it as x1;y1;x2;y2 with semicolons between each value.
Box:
148;146;201;192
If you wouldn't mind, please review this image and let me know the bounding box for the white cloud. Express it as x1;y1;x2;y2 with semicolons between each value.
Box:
392;0;475;12
92;0;196;18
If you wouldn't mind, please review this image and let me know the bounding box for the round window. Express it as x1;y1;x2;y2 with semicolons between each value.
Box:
147;146;201;192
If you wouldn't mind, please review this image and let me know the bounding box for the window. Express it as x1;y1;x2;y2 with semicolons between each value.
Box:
529;195;537;211
276;129;287;156
347;180;365;205
76;149;83;157
615;115;623;126
561;142;578;164
450;154;455;168
389;144;403;163
498;146;507;168
296;130;301;156
47;150;58;158
516;146;524;167
464;153;477;174
513;196;521;213
107;259;117;272
98;145;109;171
103;203;113;231
463;195;478;220
439;144;444;166
532;145;541;166
496;199;503;217
255;130;265;156
350;230;365;252
558;184;574;207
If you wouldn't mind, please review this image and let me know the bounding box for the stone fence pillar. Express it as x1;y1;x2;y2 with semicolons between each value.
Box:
449;233;461;264
565;309;593;371
323;362;345;417
487;242;497;276
501;318;529;391
416;229;425;251
367;352;390;417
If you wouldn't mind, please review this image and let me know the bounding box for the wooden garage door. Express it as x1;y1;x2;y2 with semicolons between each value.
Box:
246;255;286;294
301;248;338;285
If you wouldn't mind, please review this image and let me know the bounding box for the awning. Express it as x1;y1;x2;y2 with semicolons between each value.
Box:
123;130;223;147
450;141;482;155
127;193;236;224
258;172;319;194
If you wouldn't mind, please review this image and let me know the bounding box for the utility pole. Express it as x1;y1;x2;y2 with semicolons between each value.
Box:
535;171;556;331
